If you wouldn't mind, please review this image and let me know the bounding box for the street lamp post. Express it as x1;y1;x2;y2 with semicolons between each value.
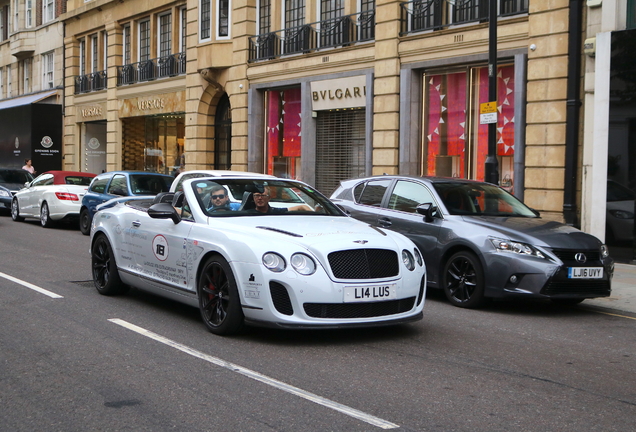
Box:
484;0;499;185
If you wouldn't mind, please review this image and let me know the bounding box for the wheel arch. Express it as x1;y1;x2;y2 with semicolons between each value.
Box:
439;243;486;279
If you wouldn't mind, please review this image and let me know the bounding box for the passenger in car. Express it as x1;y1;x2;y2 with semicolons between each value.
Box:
207;185;240;212
252;186;312;214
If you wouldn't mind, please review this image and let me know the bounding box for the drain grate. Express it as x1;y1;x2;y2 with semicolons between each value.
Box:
72;280;95;288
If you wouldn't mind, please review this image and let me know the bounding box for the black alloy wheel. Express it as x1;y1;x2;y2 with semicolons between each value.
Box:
198;255;244;335
40;202;55;228
11;198;24;222
442;251;486;308
79;208;91;235
92;234;126;295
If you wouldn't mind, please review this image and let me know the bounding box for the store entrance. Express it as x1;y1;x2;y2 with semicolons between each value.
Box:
122;114;185;174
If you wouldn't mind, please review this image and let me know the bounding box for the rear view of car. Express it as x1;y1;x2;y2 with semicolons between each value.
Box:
11;171;96;227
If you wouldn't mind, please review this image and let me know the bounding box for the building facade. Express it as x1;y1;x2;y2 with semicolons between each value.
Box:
60;0;634;254
0;0;65;172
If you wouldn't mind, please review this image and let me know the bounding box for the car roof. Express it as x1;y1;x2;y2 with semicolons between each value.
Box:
340;175;491;186
41;171;97;185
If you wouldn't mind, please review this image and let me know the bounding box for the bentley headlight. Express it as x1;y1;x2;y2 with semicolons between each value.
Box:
290;253;316;275
262;252;286;272
414;247;423;267
490;238;546;259
600;244;609;259
402;250;415;271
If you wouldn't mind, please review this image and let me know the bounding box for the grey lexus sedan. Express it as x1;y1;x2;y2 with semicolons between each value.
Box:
330;175;613;308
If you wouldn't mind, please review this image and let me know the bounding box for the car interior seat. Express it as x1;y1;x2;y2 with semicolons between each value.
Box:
239;191;256;211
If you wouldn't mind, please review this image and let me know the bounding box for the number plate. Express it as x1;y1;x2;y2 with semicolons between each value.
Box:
567;267;604;279
344;284;397;303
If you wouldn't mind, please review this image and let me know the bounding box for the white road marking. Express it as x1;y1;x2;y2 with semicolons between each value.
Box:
109;318;400;429
0;271;63;299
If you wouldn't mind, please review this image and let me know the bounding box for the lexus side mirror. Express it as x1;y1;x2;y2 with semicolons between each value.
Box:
416;203;437;222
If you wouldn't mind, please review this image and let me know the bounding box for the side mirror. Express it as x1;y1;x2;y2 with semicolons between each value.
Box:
148;203;181;224
416;203;437;222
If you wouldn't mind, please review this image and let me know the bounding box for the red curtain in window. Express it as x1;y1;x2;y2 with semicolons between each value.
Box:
265;88;302;177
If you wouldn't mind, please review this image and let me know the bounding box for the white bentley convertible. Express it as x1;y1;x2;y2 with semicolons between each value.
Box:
90;177;426;335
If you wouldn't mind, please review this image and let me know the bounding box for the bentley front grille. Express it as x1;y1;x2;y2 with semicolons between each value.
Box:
328;249;399;279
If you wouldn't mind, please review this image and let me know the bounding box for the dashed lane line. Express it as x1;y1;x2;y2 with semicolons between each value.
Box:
109;318;400;430
0;271;63;299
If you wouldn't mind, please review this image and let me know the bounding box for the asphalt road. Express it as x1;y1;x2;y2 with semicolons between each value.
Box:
1;215;635;431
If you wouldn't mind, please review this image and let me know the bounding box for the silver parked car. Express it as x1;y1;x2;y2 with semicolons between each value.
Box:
331;175;614;308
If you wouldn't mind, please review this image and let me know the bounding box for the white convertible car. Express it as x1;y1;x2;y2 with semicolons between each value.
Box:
90;177;427;335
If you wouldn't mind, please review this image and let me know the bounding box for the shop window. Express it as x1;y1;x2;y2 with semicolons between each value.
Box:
265;88;302;178
122;115;185;174
423;65;515;191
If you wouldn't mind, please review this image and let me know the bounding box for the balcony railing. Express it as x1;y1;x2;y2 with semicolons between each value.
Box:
400;0;528;35
117;52;186;86
74;71;107;94
249;10;375;62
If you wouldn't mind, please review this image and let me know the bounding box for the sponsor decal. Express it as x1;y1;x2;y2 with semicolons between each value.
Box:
152;235;169;261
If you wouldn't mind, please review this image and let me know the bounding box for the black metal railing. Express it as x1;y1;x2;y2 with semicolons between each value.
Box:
249;10;375;62
400;0;528;36
74;71;107;94
116;52;186;86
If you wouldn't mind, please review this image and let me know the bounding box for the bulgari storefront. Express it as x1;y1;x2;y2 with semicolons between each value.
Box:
74;90;185;175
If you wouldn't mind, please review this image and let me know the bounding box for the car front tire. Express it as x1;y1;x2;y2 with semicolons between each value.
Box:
40;202;55;228
11;198;24;222
79;208;91;235
442;251;487;308
92;234;126;296
197;255;244;335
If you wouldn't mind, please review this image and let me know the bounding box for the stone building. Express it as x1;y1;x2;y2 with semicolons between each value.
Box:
0;0;65;172
60;0;634;249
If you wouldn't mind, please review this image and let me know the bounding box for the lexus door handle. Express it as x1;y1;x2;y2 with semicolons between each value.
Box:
132;221;141;228
378;217;392;227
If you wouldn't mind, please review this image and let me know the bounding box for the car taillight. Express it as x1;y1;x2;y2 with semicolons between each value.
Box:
55;192;79;201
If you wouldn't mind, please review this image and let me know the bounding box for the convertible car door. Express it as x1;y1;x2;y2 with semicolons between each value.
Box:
24;173;54;216
131;209;193;290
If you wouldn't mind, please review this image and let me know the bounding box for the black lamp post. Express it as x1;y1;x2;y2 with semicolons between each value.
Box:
484;0;499;185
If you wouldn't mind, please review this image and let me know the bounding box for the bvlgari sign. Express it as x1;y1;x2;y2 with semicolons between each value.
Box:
310;75;367;111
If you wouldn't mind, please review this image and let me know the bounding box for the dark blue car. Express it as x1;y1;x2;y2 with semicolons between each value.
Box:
79;171;173;235
0;169;34;213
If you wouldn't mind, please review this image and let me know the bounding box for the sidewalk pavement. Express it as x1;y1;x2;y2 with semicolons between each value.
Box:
584;263;636;315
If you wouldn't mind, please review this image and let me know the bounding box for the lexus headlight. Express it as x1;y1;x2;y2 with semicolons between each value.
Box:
290;253;316;275
600;244;609;259
402;250;415;271
0;190;10;197
490;238;546;259
262;252;286;272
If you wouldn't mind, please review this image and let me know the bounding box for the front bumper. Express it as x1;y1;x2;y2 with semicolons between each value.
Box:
483;249;613;300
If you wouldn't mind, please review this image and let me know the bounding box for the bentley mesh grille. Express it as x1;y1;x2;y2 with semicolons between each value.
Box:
541;280;610;297
303;297;416;319
270;282;293;315
328;249;399;279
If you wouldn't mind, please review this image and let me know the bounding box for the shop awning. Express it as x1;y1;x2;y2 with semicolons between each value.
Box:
0;90;59;110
